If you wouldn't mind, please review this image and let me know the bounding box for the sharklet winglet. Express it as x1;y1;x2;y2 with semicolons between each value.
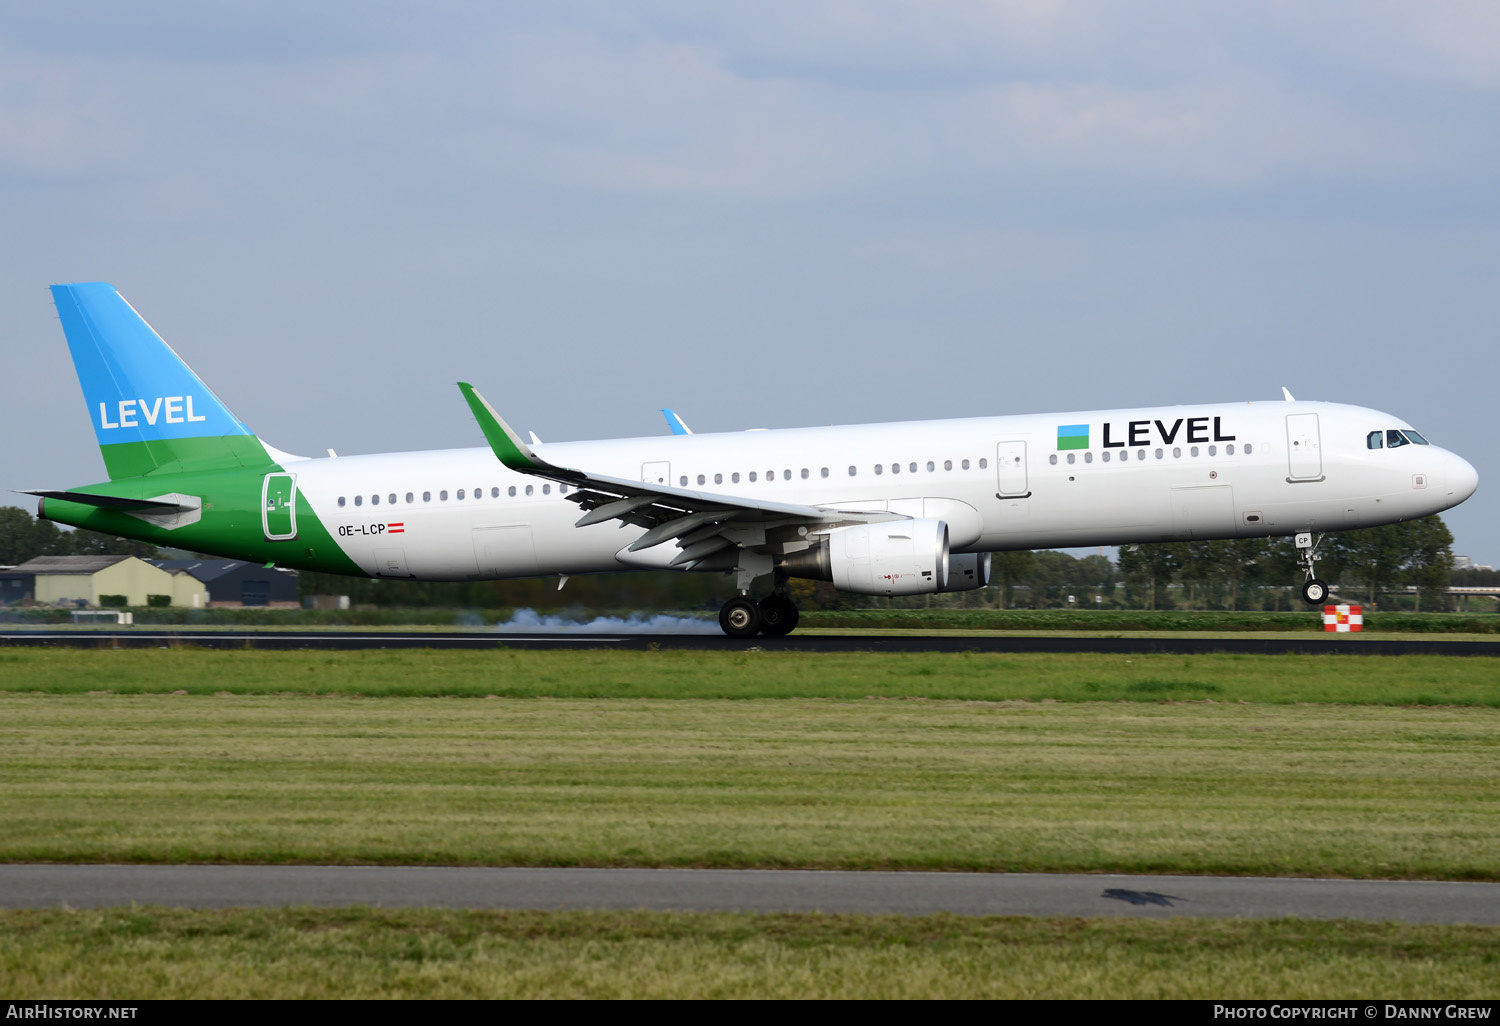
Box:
458;382;551;473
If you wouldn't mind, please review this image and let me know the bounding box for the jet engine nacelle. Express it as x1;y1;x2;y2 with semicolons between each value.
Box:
938;552;991;592
782;518;950;595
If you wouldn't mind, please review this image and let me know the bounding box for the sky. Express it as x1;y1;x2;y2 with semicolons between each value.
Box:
2;2;1496;561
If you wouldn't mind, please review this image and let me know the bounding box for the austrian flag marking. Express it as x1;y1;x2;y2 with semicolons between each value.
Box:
388;523;405;534
1323;604;1362;632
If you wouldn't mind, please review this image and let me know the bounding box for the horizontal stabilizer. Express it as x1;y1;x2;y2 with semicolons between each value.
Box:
21;489;196;512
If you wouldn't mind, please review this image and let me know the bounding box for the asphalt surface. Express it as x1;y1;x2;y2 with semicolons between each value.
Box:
4;629;1499;655
3;866;1496;923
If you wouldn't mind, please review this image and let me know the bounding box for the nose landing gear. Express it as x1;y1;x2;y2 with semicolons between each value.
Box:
1296;532;1330;605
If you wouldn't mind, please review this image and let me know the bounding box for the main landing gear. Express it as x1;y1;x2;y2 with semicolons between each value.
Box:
1295;532;1330;605
718;586;800;639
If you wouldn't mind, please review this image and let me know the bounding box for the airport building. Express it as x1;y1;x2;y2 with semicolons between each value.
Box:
148;560;299;608
7;555;207;608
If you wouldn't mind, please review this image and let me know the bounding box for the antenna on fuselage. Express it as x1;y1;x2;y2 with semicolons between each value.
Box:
1281;387;1296;402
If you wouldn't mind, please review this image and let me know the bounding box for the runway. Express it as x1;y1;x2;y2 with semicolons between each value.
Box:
4;628;1500;655
3;866;1496;923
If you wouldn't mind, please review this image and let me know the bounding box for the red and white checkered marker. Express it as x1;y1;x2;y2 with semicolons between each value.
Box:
1323;604;1363;632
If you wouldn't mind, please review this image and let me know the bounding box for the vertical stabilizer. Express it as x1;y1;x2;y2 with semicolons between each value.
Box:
51;283;270;479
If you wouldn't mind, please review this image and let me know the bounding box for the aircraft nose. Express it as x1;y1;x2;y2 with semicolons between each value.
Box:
1447;452;1479;502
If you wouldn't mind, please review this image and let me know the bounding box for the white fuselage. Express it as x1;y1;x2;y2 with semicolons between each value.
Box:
286;400;1477;581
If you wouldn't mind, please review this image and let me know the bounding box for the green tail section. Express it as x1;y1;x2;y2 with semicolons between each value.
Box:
40;282;368;578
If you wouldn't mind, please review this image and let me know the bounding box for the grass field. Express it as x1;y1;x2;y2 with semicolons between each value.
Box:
5;647;1497;997
3;647;1500;705
4;908;1496;999
3;650;1498;876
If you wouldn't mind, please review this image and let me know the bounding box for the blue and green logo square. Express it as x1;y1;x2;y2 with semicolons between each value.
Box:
1057;424;1089;450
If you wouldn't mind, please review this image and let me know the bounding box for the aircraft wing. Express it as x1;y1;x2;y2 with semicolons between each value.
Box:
459;383;897;567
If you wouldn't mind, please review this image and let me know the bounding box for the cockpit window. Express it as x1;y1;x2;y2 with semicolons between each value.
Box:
1367;431;1383;450
1387;429;1409;449
1404;430;1429;445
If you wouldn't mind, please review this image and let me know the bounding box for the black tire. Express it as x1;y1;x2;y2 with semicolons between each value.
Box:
758;595;800;637
719;596;762;638
1301;579;1329;605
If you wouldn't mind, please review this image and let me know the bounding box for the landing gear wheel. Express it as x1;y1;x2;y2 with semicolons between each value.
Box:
1301;579;1329;605
758;594;800;637
719;596;763;638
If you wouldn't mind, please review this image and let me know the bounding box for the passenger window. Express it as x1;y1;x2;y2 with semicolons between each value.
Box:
1244;444;1253;454
1049;454;1058;465
508;486;516;497
440;490;449;501
768;470;775;481
875;465;884;475
1172;448;1181;459
697;474;706;485
407;492;415;503
962;459;970;470
1136;450;1146;461
1387;430;1409;448
927;461;935;472
820;467;829;478
1208;445;1217;456
1066;453;1075;464
783;469;792;480
543;484;551;495
389;493;397;504
1084;452;1093;463
1102;451;1111;463
560;485;568;494
1119;451;1129;462
848;466;857;476
801;468;810;479
423;491;431;502
944;460;952;471
355;495;363;506
749;472;757;482
1155;448;1163;460
732;472;740;483
714;473;722;485
1190;447;1198;458
491;487;499;498
978;458;987;470
908;463;917;473
680;476;688;486
1226;444;1234;455
337;496;346;507
456;490;464;500
372;494;380;505
891;463;900;474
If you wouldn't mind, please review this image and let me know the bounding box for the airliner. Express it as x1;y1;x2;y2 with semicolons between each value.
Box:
26;283;1479;636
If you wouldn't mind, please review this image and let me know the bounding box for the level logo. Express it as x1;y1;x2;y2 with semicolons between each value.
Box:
97;395;209;430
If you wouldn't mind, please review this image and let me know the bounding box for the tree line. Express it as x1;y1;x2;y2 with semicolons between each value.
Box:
0;506;161;565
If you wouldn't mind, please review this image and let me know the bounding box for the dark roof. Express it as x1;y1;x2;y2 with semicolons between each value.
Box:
149;560;297;582
11;555;135;575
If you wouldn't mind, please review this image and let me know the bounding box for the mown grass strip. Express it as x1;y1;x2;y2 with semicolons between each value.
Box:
3;907;1496;999
4;696;1496;877
3;648;1499;705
